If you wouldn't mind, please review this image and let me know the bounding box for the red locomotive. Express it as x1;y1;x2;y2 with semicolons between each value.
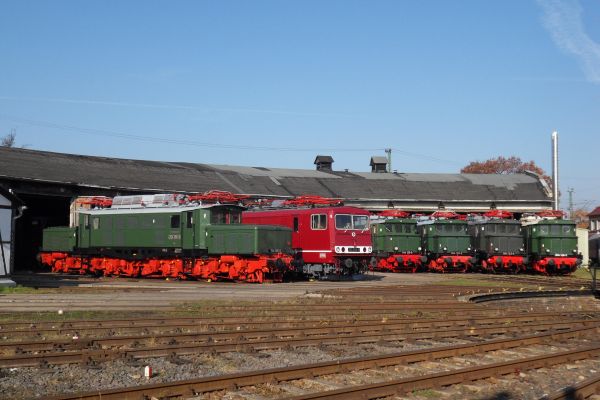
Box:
242;196;372;279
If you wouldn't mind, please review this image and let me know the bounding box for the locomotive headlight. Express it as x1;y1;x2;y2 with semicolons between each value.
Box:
443;247;447;251
467;247;471;251
572;249;577;253
546;248;550;253
494;247;499;252
418;246;422;251
520;248;524;252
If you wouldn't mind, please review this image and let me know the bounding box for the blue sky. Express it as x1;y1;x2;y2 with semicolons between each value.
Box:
1;0;599;210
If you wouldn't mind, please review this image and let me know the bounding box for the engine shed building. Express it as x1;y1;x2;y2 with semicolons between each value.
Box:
0;186;22;286
0;146;553;271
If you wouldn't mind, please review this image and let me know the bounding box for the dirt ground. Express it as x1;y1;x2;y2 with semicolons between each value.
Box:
0;271;460;312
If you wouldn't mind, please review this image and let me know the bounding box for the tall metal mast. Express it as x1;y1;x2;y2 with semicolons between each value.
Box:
551;131;559;210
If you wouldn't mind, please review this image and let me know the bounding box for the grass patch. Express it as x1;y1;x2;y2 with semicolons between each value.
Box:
572;267;593;280
0;285;56;294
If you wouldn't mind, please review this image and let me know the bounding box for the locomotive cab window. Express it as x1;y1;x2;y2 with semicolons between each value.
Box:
454;225;465;233
539;225;549;235
335;214;352;229
353;215;369;230
170;215;180;228
551;225;562;235
83;214;90;228
210;208;241;224
186;212;193;228
311;214;327;230
92;217;100;230
562;225;572;234
335;214;369;230
229;209;241;224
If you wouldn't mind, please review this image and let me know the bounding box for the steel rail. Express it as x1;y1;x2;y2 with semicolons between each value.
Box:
4;315;593;354
2;319;597;368
41;325;600;400
287;346;600;399
0;308;538;333
0;305;497;329
540;373;600;399
470;289;594;303
0;312;586;345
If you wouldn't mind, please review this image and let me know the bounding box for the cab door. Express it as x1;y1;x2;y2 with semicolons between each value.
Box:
181;210;195;250
79;213;92;249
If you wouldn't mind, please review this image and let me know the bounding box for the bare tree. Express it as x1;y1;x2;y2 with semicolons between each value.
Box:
1;129;16;147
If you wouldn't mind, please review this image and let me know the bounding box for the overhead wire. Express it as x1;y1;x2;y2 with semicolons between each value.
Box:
0;113;461;165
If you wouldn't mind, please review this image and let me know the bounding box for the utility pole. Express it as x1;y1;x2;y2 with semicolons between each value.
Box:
385;148;392;173
568;188;574;219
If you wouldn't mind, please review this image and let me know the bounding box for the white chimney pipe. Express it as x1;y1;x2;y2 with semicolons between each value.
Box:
551;131;559;210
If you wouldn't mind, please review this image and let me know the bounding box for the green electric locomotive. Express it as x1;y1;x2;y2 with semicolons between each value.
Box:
468;210;526;273
418;212;474;272
40;193;296;283
522;211;580;275
371;210;424;273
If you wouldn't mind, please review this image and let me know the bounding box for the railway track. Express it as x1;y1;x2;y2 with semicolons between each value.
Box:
4;318;595;368
2;311;592;341
39;325;600;400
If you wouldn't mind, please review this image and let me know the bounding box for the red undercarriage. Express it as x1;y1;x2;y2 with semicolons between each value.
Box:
428;255;473;273
530;257;579;275
376;254;423;273
481;256;526;273
40;252;294;283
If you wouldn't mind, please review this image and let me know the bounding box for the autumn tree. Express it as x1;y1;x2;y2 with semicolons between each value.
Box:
571;208;590;229
461;156;553;189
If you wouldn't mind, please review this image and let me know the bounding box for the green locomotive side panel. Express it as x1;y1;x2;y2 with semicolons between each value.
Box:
525;220;578;256
42;227;78;252
420;220;470;254
79;211;184;249
207;224;292;255
372;219;420;253
469;221;524;255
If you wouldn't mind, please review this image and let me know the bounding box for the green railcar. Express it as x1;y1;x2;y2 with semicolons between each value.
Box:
371;219;424;272
523;219;580;274
418;219;473;272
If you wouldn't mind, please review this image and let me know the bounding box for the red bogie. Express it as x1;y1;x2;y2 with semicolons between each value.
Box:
530;257;578;275
39;252;293;283
428;255;473;273
481;255;526;273
376;254;423;273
